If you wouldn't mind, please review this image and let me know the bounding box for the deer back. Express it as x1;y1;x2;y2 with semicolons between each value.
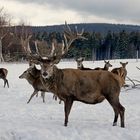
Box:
42;67;122;103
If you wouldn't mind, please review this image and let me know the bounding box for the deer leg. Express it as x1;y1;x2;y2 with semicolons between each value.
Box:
27;90;38;104
4;79;9;88
118;103;125;128
109;102;119;126
4;79;6;88
112;107;119;126
105;95;125;128
41;92;45;103
6;79;9;88
64;97;73;126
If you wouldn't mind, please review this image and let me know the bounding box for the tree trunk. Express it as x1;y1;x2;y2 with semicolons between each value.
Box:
136;50;139;62
107;46;111;60
0;39;4;62
92;47;96;61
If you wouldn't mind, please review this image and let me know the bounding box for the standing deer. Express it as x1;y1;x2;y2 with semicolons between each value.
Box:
76;57;92;70
0;68;9;88
27;22;125;128
94;60;112;71
19;65;47;103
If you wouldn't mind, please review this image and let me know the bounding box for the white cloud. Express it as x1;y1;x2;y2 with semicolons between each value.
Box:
0;0;83;25
0;0;140;26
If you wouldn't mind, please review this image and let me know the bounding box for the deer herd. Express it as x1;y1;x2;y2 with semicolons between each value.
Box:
0;23;129;128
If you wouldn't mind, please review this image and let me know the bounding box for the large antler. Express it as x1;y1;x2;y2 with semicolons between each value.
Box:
28;22;86;65
21;34;32;55
46;22;86;64
63;21;86;53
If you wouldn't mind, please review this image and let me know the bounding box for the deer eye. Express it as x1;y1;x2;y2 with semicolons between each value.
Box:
24;71;27;73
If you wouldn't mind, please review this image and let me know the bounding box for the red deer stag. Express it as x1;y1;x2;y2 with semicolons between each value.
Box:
0;68;9;88
28;23;125;128
94;60;112;70
76;57;92;70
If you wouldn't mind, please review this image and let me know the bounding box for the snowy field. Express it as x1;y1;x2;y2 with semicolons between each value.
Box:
0;59;140;140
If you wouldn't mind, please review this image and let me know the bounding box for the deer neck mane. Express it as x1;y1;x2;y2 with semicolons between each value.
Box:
26;73;36;85
29;71;40;79
40;65;63;93
26;69;40;85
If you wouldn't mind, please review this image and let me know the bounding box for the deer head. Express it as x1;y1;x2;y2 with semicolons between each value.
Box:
76;57;84;69
104;60;112;69
27;22;85;79
120;62;128;68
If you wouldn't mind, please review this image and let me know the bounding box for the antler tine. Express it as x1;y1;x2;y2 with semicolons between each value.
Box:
27;41;31;54
75;26;78;34
63;33;69;51
65;21;72;33
24;39;33;59
47;39;65;64
79;28;84;36
26;40;43;64
75;26;84;36
34;40;48;60
76;27;87;40
34;40;40;55
50;41;55;57
61;40;65;55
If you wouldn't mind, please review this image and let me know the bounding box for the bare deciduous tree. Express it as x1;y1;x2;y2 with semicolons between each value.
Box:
0;7;11;62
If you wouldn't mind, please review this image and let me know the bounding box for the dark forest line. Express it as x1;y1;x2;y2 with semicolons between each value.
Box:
2;23;140;61
30;23;140;34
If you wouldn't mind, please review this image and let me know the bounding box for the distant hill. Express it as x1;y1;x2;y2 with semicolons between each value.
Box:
30;23;140;34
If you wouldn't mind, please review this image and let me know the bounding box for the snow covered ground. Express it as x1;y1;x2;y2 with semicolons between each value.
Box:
0;59;140;140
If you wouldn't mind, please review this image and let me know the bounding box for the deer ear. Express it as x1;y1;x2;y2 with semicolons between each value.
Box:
35;64;41;70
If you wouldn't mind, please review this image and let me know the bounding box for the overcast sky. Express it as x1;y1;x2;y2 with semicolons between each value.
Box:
1;0;140;26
